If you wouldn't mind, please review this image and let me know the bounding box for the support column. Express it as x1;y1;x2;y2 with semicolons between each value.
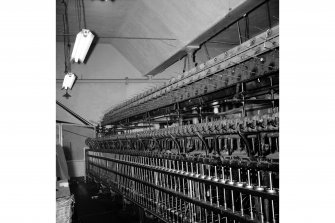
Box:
185;45;200;72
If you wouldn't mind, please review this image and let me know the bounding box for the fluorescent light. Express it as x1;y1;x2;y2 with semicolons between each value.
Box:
62;72;77;90
71;29;94;63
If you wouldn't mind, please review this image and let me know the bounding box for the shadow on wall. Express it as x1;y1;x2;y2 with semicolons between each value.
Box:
61;125;95;178
63;142;74;160
63;141;86;178
83;31;99;64
67;160;86;178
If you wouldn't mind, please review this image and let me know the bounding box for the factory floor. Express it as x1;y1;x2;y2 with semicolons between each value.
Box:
70;180;143;223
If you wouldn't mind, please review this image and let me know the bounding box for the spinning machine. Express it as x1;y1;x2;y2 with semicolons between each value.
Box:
85;1;279;222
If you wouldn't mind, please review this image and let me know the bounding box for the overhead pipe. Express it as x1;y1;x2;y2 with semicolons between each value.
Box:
56;34;177;41
56;78;169;83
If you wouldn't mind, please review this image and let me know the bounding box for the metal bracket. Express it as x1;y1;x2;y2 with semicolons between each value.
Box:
237;130;254;158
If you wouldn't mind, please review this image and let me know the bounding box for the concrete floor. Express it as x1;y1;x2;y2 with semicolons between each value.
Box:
70;181;142;223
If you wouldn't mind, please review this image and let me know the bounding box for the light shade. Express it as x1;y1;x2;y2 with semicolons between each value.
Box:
62;72;77;90
71;29;94;63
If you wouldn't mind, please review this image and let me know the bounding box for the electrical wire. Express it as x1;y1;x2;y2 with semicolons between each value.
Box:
56;34;177;41
63;15;68;73
79;0;82;29
159;39;177;47
62;0;71;72
74;0;78;30
75;0;81;31
182;56;187;73
81;0;87;29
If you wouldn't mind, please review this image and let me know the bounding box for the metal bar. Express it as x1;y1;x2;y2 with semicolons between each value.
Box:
103;31;279;125
237;21;243;44
88;155;279;200
183;56;187;73
56;78;169;83
88;162;259;223
56;34;177;40
266;0;272;29
145;0;271;77
89;172;169;222
56;100;94;127
59;123;63;147
90;143;279;172
207;41;239;45
203;43;211;60
245;15;250;40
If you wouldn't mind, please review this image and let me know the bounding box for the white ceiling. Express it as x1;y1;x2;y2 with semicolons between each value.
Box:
56;0;277;76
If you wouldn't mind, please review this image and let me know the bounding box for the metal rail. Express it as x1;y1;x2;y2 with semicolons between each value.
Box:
103;25;279;125
86;149;279;223
56;100;94;127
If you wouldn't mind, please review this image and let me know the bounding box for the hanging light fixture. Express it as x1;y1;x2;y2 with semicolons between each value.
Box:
62;72;77;99
71;0;94;64
71;29;94;63
62;72;77;90
61;0;77;99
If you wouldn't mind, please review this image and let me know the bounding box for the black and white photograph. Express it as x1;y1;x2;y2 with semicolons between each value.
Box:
2;0;335;223
56;0;279;222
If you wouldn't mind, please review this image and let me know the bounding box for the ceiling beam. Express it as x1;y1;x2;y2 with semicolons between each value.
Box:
56;100;95;127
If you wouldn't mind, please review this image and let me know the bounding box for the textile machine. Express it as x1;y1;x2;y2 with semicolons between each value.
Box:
85;1;279;222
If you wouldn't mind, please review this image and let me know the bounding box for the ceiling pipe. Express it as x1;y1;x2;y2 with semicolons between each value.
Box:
56;78;170;83
57;34;177;41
